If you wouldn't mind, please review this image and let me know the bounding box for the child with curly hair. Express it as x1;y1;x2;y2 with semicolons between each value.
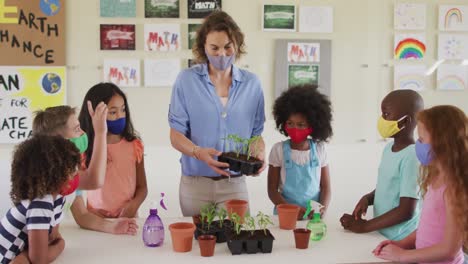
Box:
268;85;332;219
374;105;467;264
0;135;81;264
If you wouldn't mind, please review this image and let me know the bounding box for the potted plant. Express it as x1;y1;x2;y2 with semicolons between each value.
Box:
218;134;263;175
243;215;259;254
256;212;275;253
226;211;275;255
194;203;232;243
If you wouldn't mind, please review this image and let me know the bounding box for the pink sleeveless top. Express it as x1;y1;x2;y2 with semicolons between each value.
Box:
87;139;143;218
416;184;464;264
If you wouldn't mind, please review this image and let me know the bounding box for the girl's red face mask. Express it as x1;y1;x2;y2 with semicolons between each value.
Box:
60;174;80;196
284;124;313;143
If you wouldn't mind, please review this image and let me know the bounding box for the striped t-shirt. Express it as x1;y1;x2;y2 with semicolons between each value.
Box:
0;194;65;264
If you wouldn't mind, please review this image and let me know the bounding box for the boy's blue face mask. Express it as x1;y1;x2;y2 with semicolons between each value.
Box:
107;118;126;135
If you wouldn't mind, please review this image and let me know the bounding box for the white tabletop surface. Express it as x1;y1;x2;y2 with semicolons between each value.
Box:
55;216;392;264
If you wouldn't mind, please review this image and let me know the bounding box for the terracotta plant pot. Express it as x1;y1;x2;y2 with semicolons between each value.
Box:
294;228;311;249
225;199;248;223
198;235;216;257
169;222;196;252
277;204;300;230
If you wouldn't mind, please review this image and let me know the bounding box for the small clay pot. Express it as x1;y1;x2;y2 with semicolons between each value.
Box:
293;228;311;249
198;235;216;257
277;204;300;230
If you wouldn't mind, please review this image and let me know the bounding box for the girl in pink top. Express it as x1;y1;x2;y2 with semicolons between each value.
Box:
373;105;467;264
79;83;148;219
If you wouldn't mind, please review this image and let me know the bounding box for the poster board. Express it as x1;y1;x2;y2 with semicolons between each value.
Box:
0;0;65;66
0;66;66;143
275;39;331;98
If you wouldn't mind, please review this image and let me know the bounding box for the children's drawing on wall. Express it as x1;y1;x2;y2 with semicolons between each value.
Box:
103;59;140;87
0;66;66;143
394;3;426;30
394;34;426;60
437;64;467;90
145;0;180;18
100;0;136;17
287;42;320;63
188;24;201;50
144;24;180;52
299;6;333;33
438;34;468;60
439;5;468;31
394;64;426;91
187;0;222;19
288;64;319;87
144;59;180;87
263;4;296;32
100;24;136;50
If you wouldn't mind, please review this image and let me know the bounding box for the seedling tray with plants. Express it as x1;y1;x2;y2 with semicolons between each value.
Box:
226;212;275;255
218;135;263;175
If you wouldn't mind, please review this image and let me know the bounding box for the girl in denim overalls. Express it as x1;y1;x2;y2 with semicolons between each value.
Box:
268;85;332;219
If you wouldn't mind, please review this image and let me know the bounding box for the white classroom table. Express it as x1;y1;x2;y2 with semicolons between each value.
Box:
55;216;394;264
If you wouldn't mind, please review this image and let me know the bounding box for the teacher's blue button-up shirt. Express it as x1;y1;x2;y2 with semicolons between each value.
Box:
168;63;265;177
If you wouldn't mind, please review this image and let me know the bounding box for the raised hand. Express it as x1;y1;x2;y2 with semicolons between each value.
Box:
87;101;108;136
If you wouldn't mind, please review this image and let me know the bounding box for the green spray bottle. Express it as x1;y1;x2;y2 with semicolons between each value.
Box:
303;200;327;241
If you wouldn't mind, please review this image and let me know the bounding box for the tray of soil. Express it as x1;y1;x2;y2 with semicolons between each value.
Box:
218;152;263;175
227;229;275;255
194;219;233;243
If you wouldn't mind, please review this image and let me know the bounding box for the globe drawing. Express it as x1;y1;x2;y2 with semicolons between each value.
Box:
42;73;62;94
40;0;61;16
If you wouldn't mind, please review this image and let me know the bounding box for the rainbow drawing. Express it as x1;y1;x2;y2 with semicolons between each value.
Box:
445;8;463;28
438;75;466;90
396;74;425;91
395;38;426;59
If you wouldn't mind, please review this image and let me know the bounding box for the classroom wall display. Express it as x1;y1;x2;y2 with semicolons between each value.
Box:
437;64;467;90
438;34;468;60
144;24;180;52
439;5;468;31
100;0;136;18
263;4;296;32
0;0;65;66
103;59;140;87
187;0;221;19
0;66;66;143
275;39;331;98
299;6;333;33
394;33;426;60
394;3;426;30
287;42;320;63
188;24;201;50
288;64;319;87
393;64;426;91
144;59;180;87
145;0;180;18
100;24;136;50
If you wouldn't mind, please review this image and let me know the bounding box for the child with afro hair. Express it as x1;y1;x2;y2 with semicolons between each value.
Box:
268;84;333;219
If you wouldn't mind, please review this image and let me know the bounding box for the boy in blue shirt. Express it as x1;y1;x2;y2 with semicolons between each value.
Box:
340;90;424;241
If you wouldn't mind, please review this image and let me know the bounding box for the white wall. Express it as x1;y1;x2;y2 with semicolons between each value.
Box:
1;0;468;219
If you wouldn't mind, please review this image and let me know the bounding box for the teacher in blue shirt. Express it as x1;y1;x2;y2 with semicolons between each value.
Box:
168;11;266;216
